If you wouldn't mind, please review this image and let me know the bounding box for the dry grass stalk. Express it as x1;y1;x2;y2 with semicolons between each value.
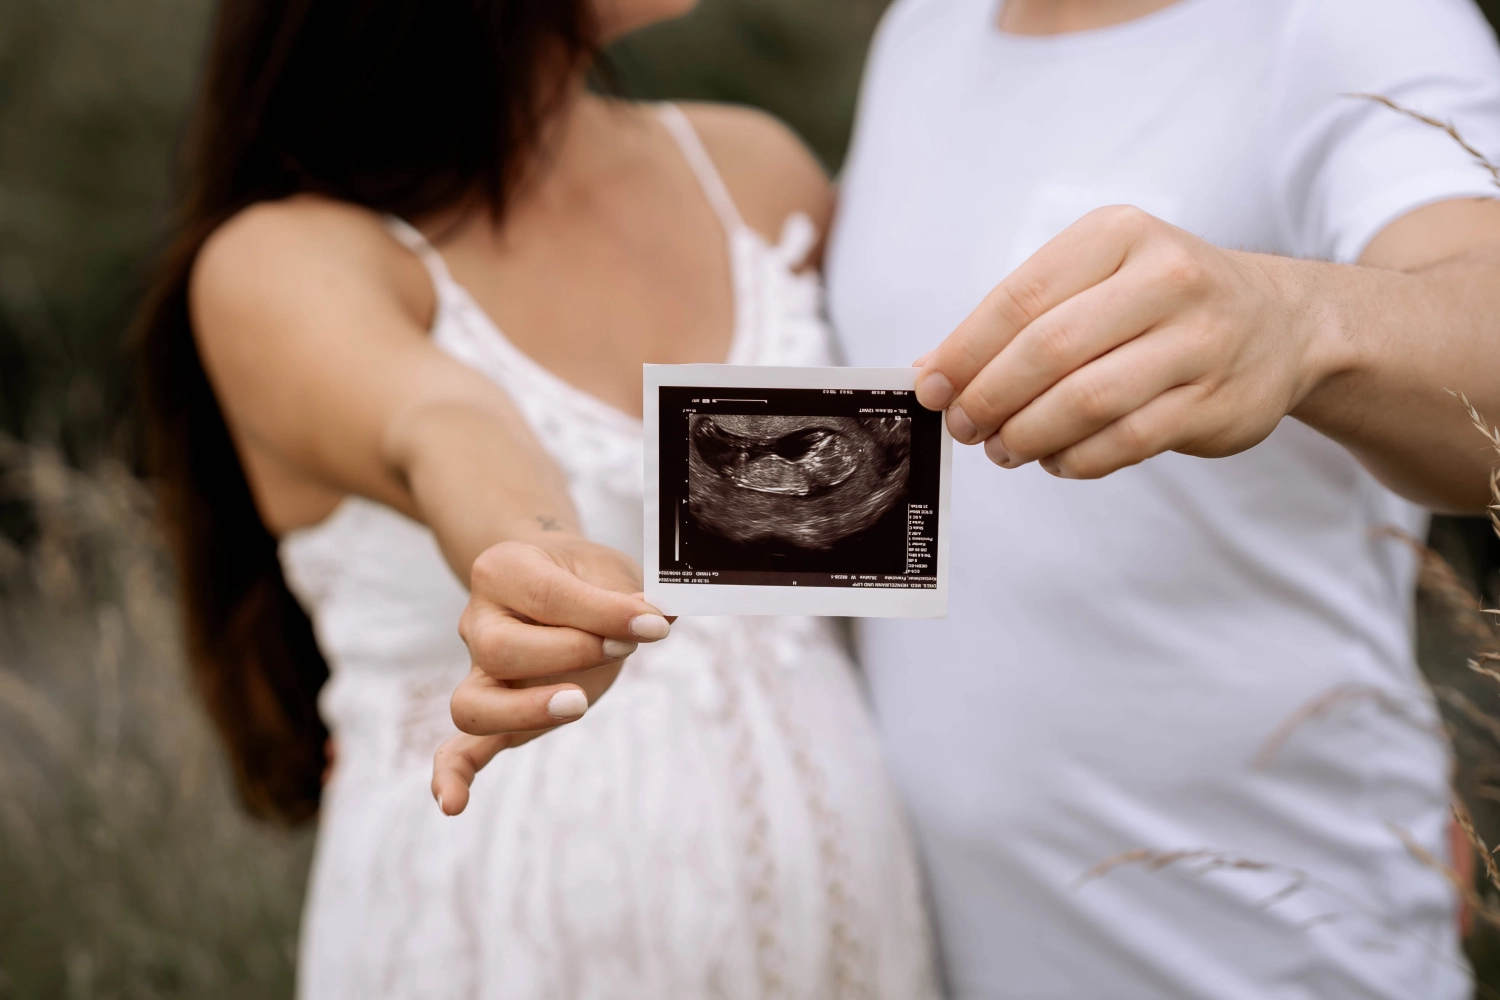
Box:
1078;846;1498;997
1390;823;1500;955
1355;94;1500;190
1096;105;1500;978
1438;686;1500;750
1472;654;1500;687
0;434;312;998
1255;683;1440;769
1453;797;1500;890
1378;525;1498;649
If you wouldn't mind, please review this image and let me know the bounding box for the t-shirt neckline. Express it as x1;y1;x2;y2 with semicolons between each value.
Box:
986;0;1224;53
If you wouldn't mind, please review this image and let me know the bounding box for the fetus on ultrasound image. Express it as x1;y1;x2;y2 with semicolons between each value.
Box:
687;414;911;552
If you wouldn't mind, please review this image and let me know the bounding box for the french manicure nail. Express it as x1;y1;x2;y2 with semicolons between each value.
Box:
547;689;589;720
985;435;1012;467
915;372;956;410
629;614;671;641
602;638;638;659
947;404;978;443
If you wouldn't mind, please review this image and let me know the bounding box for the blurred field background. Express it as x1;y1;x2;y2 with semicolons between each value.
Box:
3;1;1500;997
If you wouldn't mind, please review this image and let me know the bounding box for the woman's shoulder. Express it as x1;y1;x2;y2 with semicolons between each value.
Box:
192;195;433;335
675;102;834;250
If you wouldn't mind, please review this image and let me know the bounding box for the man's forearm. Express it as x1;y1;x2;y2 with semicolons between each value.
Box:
1292;245;1500;512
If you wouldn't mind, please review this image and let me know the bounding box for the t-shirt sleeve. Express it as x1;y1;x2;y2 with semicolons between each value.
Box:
1269;0;1500;264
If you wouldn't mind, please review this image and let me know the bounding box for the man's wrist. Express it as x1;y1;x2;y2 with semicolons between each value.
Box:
1275;256;1372;424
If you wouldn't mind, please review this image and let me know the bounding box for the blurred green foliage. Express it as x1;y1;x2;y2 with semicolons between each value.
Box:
0;0;211;460
0;0;889;466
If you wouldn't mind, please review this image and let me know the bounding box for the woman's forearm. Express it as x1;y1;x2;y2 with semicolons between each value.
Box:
384;400;582;583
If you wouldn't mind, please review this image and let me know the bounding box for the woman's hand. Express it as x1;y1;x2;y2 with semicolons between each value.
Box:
430;535;672;815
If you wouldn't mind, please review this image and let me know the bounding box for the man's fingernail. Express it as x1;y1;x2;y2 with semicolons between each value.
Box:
985;435;1012;467
947;404;978;443
915;372;956;410
629;614;671;641
602;638;638;659
1039;454;1063;477
547;689;589;720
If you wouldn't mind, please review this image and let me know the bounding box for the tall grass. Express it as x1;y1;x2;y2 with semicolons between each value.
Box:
0;436;313;1000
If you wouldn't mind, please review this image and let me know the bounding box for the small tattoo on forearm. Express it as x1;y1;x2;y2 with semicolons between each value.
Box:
535;516;564;532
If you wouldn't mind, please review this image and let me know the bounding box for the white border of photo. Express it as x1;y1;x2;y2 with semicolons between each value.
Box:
643;364;952;618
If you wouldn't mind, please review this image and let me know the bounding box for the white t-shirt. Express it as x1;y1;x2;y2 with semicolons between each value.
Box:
826;1;1500;998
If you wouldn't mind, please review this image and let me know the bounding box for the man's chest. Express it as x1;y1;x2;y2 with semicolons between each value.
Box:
829;23;1288;364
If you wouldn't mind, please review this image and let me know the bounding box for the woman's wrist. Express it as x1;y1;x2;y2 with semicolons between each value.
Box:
506;513;585;545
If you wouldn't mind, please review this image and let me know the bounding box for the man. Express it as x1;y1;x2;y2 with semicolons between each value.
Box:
826;0;1500;996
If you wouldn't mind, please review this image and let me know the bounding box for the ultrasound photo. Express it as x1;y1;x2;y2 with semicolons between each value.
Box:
645;367;950;617
687;414;911;551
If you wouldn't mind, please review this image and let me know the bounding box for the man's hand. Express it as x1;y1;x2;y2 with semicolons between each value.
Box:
914;205;1349;479
430;536;671;816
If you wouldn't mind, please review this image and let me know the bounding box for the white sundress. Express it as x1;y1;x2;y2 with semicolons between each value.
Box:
278;104;940;1000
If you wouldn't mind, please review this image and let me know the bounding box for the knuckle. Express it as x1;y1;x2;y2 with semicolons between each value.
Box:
1176;322;1216;362
959;379;1002;427
516;571;557;619
1068;374;1114;424
952;335;994;382
1157;248;1206;295
1093;204;1148;240
990;271;1049;330
1034;322;1079;372
475;622;515;673
469;544;513;593
1113;411;1154;459
457;605;479;645
996;420;1036;461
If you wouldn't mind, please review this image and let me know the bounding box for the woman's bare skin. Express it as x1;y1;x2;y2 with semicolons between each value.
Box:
190;94;831;814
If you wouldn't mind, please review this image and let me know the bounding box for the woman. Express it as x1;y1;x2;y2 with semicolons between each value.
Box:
135;1;937;997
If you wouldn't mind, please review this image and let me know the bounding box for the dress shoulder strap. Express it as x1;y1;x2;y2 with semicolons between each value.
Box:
655;103;746;235
383;215;458;290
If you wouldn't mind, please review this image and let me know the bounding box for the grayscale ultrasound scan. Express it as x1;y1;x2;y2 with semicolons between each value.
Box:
653;384;943;592
687;414;911;551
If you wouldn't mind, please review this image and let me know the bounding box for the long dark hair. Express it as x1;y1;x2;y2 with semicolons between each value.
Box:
135;0;600;824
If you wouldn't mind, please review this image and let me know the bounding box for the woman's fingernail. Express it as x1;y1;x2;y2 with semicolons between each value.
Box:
547;689;589;720
947;404;978;443
602;638;638;659
437;794;446;815
985;435;1012;467
629;614;671;641
1039;454;1063;477
915;372;956;410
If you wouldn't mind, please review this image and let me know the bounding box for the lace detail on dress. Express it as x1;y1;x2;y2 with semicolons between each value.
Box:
744;621;870;1000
